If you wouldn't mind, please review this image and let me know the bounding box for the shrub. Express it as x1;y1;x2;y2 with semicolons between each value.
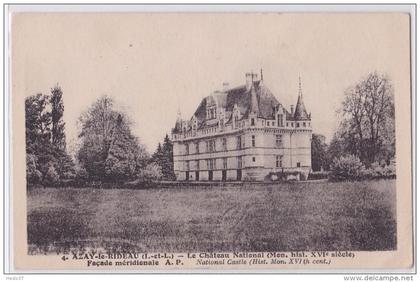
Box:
330;155;366;181
26;153;42;185
137;163;163;184
366;161;396;179
43;165;60;186
308;171;330;180
266;171;303;182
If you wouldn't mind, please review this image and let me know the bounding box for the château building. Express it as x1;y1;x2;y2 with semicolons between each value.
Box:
171;70;312;181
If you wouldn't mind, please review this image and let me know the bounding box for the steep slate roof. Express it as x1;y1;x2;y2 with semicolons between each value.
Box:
294;94;310;120
172;77;308;134
193;81;286;124
294;80;310;120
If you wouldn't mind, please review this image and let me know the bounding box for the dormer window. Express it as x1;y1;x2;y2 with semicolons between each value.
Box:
206;107;216;120
277;114;284;127
191;116;198;132
233;113;239;128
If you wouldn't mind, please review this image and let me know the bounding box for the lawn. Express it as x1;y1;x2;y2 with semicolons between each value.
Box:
27;180;396;254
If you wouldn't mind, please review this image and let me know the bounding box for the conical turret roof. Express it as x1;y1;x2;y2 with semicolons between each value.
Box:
294;77;310;120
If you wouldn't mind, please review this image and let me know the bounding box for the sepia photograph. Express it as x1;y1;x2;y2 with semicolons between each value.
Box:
6;7;414;272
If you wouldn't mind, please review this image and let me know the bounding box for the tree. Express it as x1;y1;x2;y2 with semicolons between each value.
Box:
338;72;395;165
161;134;176;180
25;93;51;154
50;85;66;150
25;88;75;187
152;143;163;164
77;96;118;179
77;96;148;182
152;134;175;180
311;134;328;171
105;114;141;181
25;93;54;185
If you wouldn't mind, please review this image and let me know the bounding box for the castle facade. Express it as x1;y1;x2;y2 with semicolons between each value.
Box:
171;71;312;181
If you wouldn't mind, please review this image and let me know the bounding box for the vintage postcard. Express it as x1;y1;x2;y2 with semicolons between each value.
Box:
6;6;414;273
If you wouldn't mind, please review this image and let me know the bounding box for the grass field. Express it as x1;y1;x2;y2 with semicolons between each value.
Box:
27;180;396;254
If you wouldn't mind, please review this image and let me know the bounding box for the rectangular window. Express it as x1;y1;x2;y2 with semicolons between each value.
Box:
196;160;200;170
222;138;227;151
186;161;190;171
297;162;301;167
252;157;256;162
206;140;216;153
236;136;242;150
251;118;255;126
276;155;282;168
276;134;282;147
223;158;227;169
303;122;306;127
206;159;216;170
252;135;256;147
237;156;242;169
296;122;300;128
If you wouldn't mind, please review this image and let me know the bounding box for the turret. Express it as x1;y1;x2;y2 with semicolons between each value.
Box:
294;76;310;120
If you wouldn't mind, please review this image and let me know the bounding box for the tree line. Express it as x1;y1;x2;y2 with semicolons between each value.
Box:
311;72;396;180
25;89;175;188
26;71;395;186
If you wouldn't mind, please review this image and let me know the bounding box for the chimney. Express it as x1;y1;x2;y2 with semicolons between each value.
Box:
222;82;229;92
245;72;253;90
290;105;294;114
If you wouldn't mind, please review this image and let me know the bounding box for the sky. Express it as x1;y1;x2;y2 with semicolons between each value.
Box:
12;13;410;153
